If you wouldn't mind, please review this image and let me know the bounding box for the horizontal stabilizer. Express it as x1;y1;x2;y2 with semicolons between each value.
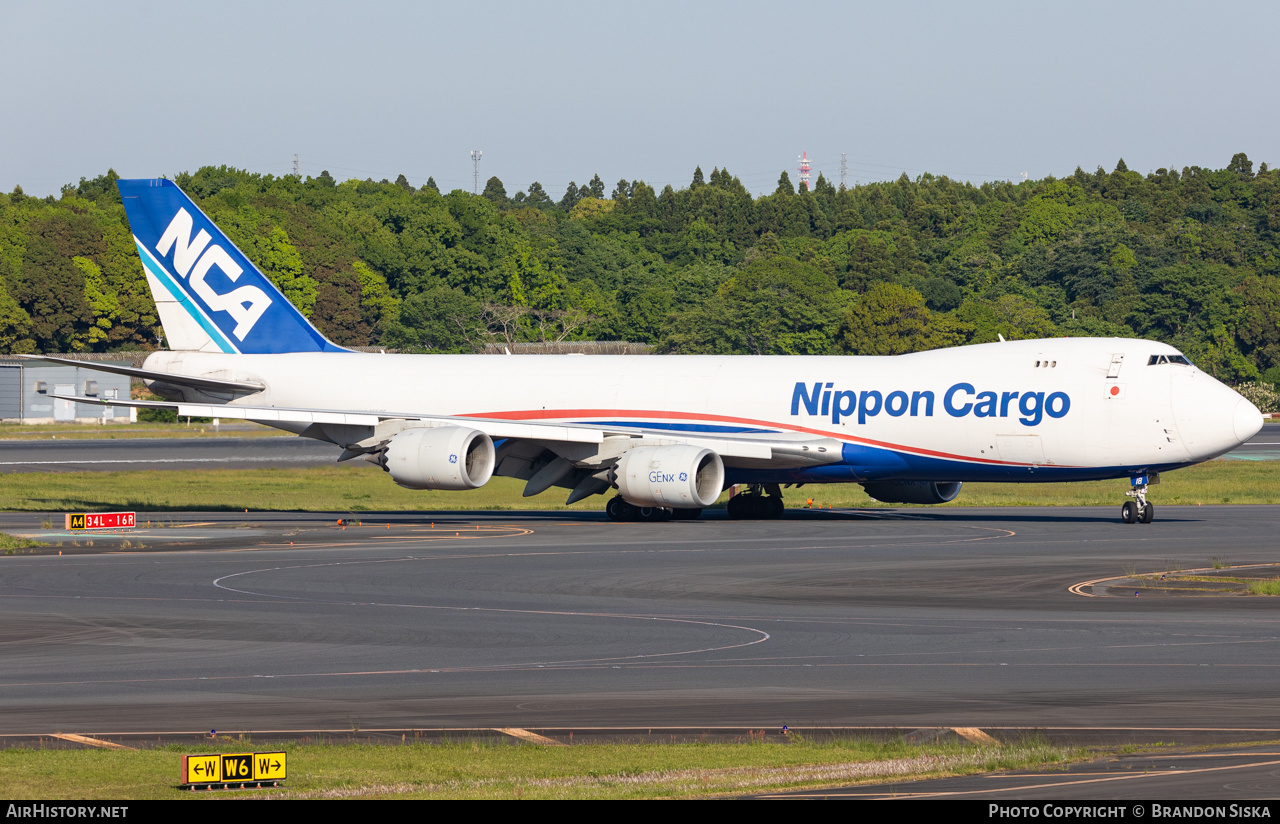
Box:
21;356;263;393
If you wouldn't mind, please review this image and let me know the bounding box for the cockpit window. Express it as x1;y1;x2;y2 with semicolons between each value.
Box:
1148;354;1193;366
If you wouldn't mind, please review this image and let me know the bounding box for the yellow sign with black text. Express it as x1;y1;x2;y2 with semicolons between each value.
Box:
253;751;287;780
183;754;222;784
182;751;287;785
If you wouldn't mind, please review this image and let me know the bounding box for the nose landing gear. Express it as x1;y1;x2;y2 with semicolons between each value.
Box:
1121;475;1156;524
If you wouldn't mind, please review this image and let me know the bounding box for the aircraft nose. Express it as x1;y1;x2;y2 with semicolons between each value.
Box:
1234;396;1264;444
1171;373;1263;460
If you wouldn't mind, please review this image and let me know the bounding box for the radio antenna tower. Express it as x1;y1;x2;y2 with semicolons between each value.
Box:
840;153;848;189
470;150;483;194
797;151;811;191
292;154;300;178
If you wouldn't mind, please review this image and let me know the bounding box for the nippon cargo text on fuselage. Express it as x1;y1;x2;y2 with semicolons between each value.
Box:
792;382;1071;426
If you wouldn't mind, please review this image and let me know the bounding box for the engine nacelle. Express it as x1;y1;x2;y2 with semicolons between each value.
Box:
861;480;962;505
383;426;495;490
613;445;725;508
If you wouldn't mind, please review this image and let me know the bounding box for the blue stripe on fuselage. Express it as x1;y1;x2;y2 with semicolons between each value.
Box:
724;442;1196;486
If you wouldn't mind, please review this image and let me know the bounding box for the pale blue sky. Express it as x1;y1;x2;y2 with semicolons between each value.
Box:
2;0;1276;198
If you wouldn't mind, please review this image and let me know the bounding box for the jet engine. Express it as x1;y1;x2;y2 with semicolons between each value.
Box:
612;445;724;508
861;480;963;505
382;426;495;490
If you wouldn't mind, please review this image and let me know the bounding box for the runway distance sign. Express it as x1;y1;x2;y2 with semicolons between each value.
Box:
181;751;287;785
65;511;135;531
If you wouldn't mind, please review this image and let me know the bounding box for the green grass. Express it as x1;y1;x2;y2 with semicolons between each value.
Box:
0;532;46;554
1;458;1277;514
0;421;281;441
0;737;1076;800
1247;579;1280;596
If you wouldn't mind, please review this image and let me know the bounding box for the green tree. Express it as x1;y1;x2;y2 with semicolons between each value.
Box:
354;260;399;342
524;182;553;209
0;279;35;352
956;294;1058;342
836;283;971;355
598;270;672;344
312;272;365;345
1228;152;1254;180
246;226;318;317
560;182;581;210
10;211;96;351
662;256;846;355
72;256;119;346
482;176;508;206
382;282;483;353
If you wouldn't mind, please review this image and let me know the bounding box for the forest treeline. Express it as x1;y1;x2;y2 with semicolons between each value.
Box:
1;155;1278;383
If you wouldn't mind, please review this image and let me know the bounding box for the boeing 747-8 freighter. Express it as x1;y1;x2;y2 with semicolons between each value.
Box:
42;179;1265;523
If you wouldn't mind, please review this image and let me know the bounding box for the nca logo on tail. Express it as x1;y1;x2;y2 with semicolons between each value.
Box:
156;208;272;341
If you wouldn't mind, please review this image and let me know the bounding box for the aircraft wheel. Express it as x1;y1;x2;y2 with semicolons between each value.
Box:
606;496;636;522
636;506;670;522
727;494;747;519
767;496;784;519
1139;503;1155;524
728;494;779;520
1121;500;1139;524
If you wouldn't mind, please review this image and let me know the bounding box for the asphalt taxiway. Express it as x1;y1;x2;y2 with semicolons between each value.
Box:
1;505;1278;745
0;436;340;473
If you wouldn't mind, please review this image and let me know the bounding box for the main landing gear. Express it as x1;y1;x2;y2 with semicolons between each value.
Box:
604;484;786;522
1121;475;1156;524
605;496;702;522
726;484;785;520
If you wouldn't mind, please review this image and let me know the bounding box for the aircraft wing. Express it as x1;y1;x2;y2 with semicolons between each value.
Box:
50;393;790;461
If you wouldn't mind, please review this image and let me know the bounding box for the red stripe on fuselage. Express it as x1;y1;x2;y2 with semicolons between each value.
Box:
462;407;1077;469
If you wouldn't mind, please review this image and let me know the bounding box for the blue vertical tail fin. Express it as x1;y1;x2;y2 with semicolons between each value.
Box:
117;178;347;354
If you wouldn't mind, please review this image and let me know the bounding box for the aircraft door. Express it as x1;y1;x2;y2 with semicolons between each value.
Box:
995;434;1044;466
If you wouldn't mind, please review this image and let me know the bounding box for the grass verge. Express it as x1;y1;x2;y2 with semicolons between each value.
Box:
0;532;46;554
0;422;280;441
1;459;1277;513
0;737;1076;800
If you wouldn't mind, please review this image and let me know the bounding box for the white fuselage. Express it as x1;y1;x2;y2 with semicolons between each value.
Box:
143;337;1262;485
